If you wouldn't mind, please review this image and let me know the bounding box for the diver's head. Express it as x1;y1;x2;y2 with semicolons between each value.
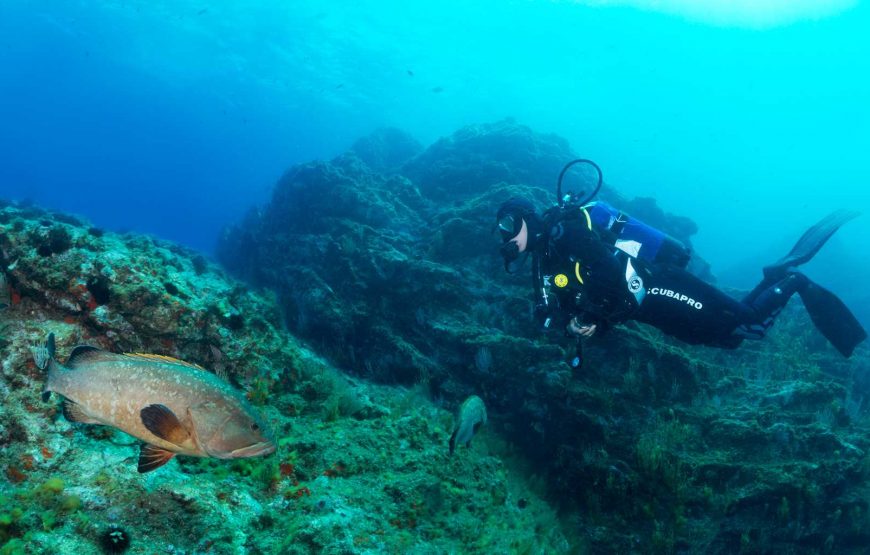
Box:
496;198;543;272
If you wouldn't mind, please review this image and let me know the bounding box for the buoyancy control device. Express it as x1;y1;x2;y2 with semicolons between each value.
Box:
553;159;691;269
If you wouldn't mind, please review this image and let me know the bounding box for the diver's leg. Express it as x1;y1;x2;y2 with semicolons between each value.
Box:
745;210;857;304
746;272;808;321
735;272;808;340
742;275;777;306
738;208;866;355
634;265;755;347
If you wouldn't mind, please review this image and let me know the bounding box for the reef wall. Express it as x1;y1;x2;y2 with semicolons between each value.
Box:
0;200;567;553
217;120;870;552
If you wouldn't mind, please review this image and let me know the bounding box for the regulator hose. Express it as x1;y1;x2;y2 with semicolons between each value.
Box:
557;159;603;207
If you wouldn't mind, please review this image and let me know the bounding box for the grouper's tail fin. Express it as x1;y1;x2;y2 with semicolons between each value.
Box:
764;209;860;280
33;332;57;401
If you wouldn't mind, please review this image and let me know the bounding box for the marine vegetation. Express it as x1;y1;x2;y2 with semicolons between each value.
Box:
2;121;869;553
218;120;870;553
0;190;568;553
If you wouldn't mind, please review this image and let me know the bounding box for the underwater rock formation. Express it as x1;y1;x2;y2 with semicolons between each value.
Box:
401;118;575;200
349;127;423;175
0;201;567;553
217;121;870;553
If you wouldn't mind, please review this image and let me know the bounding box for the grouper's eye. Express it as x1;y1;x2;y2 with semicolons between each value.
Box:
251;422;260;432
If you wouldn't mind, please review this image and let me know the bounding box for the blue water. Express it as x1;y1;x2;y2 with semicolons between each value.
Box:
1;1;868;321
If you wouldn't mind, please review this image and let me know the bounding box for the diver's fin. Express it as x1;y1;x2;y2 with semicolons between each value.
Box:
764;210;859;280
138;444;176;473
799;280;867;357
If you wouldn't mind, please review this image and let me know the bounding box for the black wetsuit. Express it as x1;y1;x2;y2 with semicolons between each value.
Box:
537;212;801;349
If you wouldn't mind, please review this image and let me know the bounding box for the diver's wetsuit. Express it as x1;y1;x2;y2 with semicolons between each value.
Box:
540;212;802;349
632;264;805;348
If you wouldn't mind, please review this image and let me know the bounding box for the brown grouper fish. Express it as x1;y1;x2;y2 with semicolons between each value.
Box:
38;334;275;472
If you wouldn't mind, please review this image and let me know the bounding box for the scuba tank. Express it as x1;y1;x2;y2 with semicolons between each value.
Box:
555;159;691;269
585;202;691;269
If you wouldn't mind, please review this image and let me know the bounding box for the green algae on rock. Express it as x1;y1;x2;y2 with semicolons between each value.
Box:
3;122;869;554
0;200;568;554
215;122;870;553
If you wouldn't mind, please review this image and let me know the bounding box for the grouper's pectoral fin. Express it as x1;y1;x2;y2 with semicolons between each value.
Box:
138;444;175;473
140;404;192;445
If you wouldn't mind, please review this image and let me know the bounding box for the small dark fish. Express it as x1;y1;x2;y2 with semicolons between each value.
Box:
449;395;487;455
407;70;414;77
0;272;9;309
335;84;344;90
197;8;208;15
431;86;444;93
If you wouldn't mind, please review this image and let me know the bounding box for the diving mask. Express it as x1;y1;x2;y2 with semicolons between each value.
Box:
497;214;520;242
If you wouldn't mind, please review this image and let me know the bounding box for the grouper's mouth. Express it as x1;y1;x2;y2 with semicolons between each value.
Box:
229;441;276;458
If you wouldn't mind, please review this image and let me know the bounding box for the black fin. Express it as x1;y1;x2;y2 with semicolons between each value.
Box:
66;345;108;368
449;429;457;456
465;440;472;448
39;334;58;402
46;333;56;359
62;399;100;424
799;280;867;357
140;404;190;444
764;210;859;280
472;421;483;434
138;444;176;473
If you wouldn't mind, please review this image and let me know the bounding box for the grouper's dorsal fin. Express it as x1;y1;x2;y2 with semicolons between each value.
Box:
124;353;207;372
66;345;123;368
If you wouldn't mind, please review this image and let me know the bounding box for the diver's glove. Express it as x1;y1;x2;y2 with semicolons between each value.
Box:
567;317;597;338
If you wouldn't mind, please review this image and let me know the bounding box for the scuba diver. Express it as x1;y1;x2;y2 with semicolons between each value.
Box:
496;160;867;367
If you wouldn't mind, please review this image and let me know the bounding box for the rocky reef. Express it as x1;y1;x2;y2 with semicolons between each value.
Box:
216;120;870;553
0;200;567;553
2;119;868;554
